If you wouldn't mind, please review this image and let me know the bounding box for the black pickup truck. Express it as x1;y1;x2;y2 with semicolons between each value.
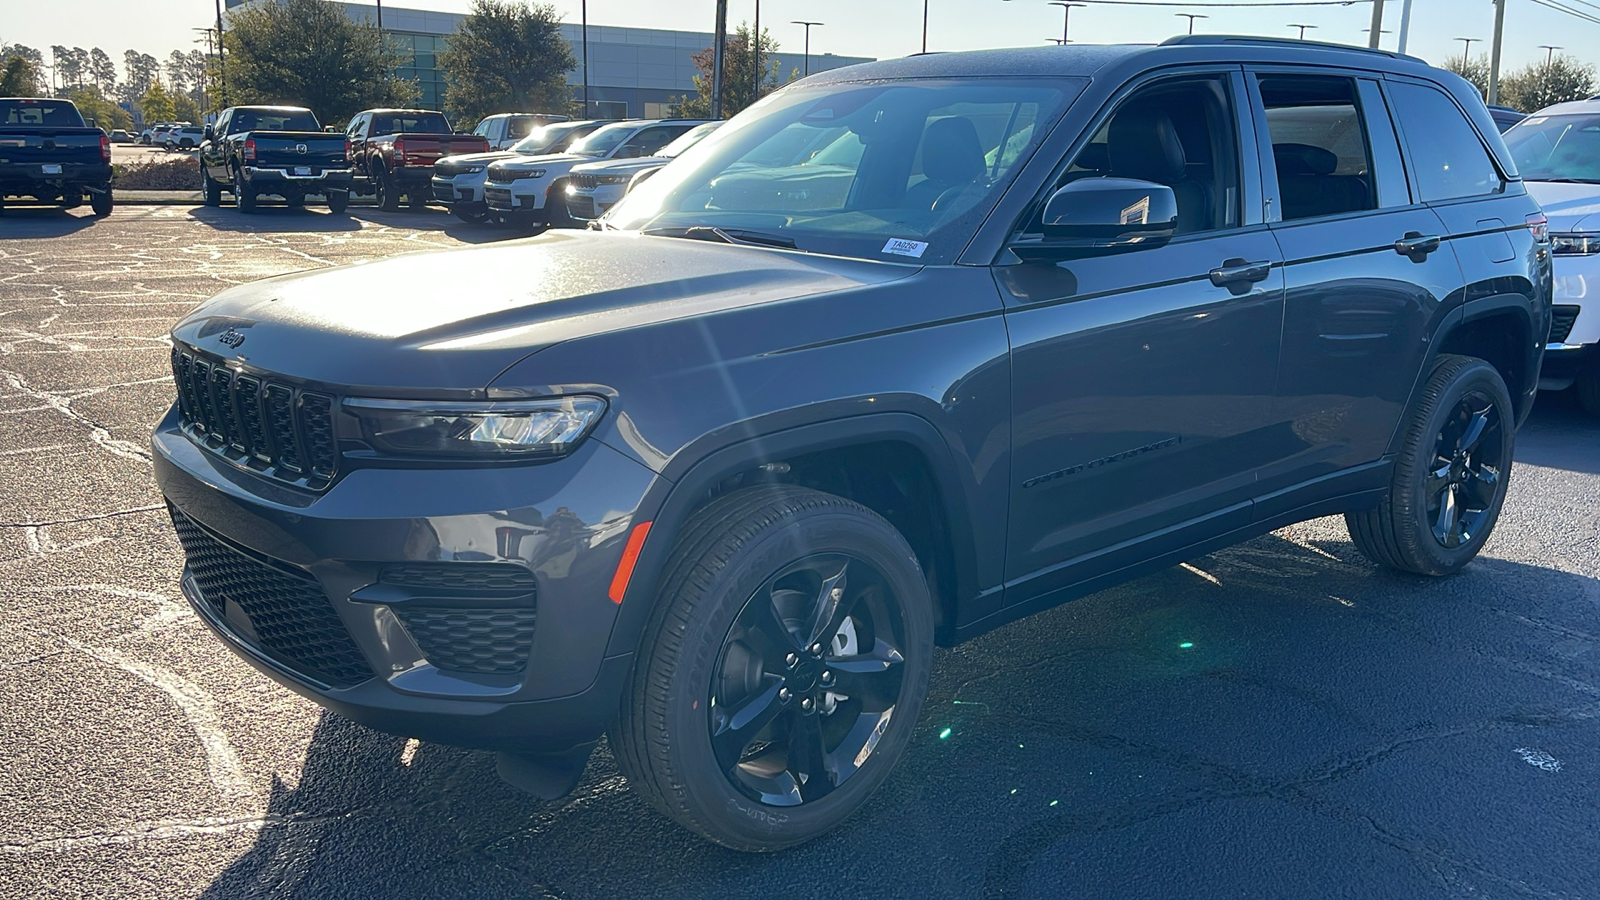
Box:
198;106;352;213
0;97;113;216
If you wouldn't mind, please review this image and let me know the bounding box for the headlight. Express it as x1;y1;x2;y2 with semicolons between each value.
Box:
1551;233;1600;256
498;167;546;180
461;165;485;175
344;396;606;459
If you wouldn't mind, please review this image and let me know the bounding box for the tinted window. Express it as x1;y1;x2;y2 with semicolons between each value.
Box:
1387;82;1501;201
367;113;450;135
0;100;85;127
228;109;320;133
1043;76;1239;234
1504;113;1600;183
1259;76;1379;221
657;121;722;158
513;122;589;154
572;122;641;157
507;116;535;139
620;124;693;158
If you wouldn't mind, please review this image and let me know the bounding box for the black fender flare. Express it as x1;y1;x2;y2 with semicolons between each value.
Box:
602;411;984;657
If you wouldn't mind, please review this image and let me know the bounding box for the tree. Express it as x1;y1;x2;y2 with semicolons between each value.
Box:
121;50;160;106
0;56;42;96
440;1;576;126
173;91;204;124
674;23;781;119
89;48;117;94
223;0;415;123
139;81;177;124
1442;54;1490;100
52;45;86;92
1501;55;1597;113
69;86;132;131
0;43;45;94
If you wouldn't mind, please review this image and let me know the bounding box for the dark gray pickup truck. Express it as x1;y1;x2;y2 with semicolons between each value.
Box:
0;97;113;216
198;105;352;214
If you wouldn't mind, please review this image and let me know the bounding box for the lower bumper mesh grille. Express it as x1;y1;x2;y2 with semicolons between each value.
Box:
1550;305;1580;344
169;507;374;688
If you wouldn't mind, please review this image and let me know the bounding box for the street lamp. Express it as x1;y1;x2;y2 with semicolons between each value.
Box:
1176;13;1208;35
582;0;589;117
1288;24;1317;40
792;21;823;77
1456;37;1480;67
1540;44;1563;66
1048;3;1087;45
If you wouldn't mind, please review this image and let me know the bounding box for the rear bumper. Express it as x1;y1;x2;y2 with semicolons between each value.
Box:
1;163;113;195
242;167;353;189
152;403;661;753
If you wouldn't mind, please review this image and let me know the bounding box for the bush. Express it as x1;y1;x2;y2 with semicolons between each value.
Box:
115;157;201;191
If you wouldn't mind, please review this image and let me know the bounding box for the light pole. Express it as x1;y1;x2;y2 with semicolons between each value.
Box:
1288;24;1317;40
1049;3;1086;45
1176;13;1207;35
753;0;761;104
1540;44;1563;66
1456;37;1479;67
1367;0;1385;50
792;20;822;76
214;0;226;106
922;0;929;54
712;0;727;117
1396;0;1415;54
582;0;589;117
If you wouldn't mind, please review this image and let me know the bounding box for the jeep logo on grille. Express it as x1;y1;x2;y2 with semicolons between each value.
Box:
295;143;307;154
217;327;246;349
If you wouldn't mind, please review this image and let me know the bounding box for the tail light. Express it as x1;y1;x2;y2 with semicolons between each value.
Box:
1527;213;1550;243
243;138;256;162
343;138;352;164
100;133;110;162
393;139;407;167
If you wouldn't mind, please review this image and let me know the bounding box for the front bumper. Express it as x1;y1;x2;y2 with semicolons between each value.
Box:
485;177;550;213
565;184;625;221
432;174;486;207
152;403;659;752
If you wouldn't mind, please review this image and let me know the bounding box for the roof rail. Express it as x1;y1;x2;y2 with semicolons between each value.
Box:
1160;34;1422;63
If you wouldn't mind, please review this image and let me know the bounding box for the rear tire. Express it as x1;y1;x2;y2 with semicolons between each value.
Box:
613;485;935;851
1576;360;1600;417
374;166;400;212
1345;354;1515;576
234;168;257;213
90;189;113;217
326;189;349;215
407;192;427;212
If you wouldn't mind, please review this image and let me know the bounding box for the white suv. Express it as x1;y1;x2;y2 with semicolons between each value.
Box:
1505;101;1600;414
484;119;713;229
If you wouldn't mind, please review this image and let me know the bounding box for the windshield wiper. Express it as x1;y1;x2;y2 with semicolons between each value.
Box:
643;225;799;250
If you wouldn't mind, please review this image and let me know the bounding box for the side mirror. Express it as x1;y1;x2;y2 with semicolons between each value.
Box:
1015;178;1178;261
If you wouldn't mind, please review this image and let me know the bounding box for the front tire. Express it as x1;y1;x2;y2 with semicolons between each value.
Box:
1576;359;1600;417
1346;354;1515;576
374;166;400;212
613;485;934;851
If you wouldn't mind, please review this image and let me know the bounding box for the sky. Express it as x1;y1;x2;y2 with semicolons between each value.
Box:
3;0;1597;82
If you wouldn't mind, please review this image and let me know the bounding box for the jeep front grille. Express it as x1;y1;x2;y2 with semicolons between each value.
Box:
171;346;338;488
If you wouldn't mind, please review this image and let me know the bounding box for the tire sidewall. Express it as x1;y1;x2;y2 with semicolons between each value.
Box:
661;507;934;849
1396;359;1515;572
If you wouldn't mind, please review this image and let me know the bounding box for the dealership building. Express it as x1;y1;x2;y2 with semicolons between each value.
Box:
224;0;873;116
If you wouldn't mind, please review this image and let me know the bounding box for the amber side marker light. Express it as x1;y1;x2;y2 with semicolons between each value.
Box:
608;521;653;603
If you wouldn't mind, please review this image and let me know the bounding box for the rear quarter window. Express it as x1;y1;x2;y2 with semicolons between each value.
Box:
1387;82;1502;202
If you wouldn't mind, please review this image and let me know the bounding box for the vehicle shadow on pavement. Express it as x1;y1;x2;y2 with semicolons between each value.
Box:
197;530;1600;899
187;207;365;234
1517;389;1600;475
0;207;101;238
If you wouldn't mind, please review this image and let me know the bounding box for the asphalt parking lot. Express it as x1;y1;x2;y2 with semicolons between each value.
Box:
1;205;1598;899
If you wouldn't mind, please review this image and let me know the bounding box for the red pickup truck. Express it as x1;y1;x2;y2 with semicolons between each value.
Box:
345;108;489;211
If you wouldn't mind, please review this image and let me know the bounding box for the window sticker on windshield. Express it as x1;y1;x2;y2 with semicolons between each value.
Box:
1525;117;1547;126
882;238;929;258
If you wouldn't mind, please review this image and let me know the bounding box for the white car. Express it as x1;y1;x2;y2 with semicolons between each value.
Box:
139;122;181;145
484;119;714;229
1504;101;1600;414
161;125;205;150
564;121;722;222
432;119;613;223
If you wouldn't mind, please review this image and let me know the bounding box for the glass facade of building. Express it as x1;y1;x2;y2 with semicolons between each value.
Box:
390;32;448;110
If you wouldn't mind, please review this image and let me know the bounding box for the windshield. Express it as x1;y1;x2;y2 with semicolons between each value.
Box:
606;80;1075;264
0;99;85;127
656;121;722;158
369;112;450;135
572;122;642;157
1505;114;1600;182
513;122;586;154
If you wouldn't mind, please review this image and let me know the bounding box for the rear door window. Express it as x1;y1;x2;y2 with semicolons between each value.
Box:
1386;82;1503;201
1257;76;1379;221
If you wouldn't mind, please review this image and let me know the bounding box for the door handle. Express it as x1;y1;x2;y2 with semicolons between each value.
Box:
1209;259;1273;289
1395;232;1442;260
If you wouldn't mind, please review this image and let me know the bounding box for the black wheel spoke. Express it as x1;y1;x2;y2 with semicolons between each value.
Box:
788;712;835;802
1462;465;1500;508
805;558;853;649
742;591;805;661
711;678;786;768
1426;460;1453;501
1457;407;1492;454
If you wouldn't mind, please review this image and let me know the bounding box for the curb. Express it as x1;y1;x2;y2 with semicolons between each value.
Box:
117;192;205;205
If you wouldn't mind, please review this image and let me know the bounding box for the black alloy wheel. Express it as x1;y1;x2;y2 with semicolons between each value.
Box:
374;166;400;212
614;485;934;851
711;553;907;807
1425;391;1505;549
1346;354;1515;576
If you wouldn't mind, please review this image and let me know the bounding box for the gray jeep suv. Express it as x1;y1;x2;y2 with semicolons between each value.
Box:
154;37;1551;850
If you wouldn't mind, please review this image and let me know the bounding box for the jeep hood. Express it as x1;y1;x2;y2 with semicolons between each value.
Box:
438;150;520;166
170;230;915;395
